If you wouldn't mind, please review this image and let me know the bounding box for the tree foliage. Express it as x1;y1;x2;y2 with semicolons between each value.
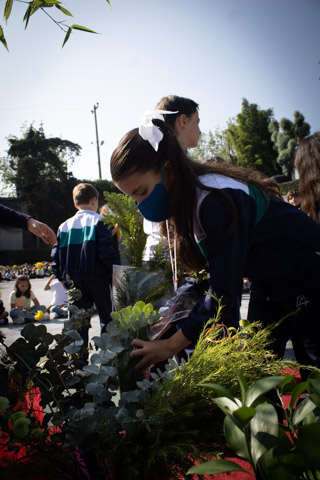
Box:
227;98;279;177
1;0;111;51
89;178;120;199
269;111;311;178
190;126;237;164
0;124;81;233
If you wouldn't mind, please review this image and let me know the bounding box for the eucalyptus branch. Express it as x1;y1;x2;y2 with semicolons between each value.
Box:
46;348;73;395
10;350;65;417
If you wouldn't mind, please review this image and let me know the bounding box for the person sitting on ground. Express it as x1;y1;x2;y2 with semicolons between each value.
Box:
0;299;9;325
9;275;47;325
44;274;68;319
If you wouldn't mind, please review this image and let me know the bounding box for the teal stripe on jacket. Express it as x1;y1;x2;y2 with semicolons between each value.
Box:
59;225;96;248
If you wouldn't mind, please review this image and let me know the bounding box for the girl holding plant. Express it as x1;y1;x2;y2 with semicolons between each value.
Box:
110;112;320;374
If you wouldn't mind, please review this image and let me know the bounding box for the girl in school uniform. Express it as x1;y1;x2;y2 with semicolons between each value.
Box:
110;112;320;374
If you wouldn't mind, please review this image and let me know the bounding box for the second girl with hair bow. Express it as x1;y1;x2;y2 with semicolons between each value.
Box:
110;113;320;376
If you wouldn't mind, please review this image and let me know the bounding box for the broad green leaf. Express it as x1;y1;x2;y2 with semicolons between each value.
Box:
55;4;73;16
110;311;121;321
143;302;154;315
187;459;250;475
62;26;72;47
83;364;100;374
245;376;284;407
308;377;320;396
292;396;316;426
308;392;320;408
308;370;320;381
276;424;295;450
86;383;104;395
134;300;145;311
258;451;300;480
295;423;320;468
4;0;13;23
66;376;80;387
64;340;82;354
233;406;256;426
132;304;142;318
0;25;9;51
236;370;248;403
289;382;308;410
66;329;82;341
277;374;294;393
70;24;97;34
199;382;235;400
250;402;278;468
224;415;250;460
100;365;117;379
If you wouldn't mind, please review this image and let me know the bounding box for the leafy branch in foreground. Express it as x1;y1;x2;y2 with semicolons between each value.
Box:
188;370;320;480
1;0;112;50
0;297;301;480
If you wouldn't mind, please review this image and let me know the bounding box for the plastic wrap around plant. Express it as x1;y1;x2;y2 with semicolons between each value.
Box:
149;288;200;340
112;264;171;311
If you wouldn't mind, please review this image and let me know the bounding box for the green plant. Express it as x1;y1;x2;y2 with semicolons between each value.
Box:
102;191;147;267
0;297;298;480
188;370;320;479
113;266;171;310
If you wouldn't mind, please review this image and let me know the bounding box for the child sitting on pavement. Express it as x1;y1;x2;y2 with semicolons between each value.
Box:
44;274;68;319
9;275;46;325
0;299;9;325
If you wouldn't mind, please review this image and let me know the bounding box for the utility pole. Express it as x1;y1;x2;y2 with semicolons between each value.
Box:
91;102;102;180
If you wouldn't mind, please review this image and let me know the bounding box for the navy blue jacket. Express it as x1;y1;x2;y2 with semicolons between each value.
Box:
51;209;120;285
0;204;31;229
181;175;320;343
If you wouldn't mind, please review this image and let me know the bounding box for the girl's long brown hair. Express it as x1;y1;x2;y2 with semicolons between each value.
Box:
295;132;320;224
111;120;280;272
14;275;32;298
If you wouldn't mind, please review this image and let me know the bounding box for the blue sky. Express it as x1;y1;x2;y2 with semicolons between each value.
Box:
1;0;319;190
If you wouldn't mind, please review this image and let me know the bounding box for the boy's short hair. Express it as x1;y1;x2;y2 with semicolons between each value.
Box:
73;183;99;206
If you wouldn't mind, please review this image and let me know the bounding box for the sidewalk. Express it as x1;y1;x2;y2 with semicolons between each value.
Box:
0;277;294;360
0;277;101;346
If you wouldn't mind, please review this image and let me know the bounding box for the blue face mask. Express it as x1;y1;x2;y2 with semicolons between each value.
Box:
137;167;171;222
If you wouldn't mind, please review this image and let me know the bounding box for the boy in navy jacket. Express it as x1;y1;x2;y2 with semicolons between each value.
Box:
51;183;120;365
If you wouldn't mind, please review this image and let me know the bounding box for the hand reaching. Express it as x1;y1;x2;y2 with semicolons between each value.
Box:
26;218;57;245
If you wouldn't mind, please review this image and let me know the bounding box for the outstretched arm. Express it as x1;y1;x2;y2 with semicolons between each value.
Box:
26;218;57;245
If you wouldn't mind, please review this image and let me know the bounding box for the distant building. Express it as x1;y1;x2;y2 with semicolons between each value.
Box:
0;197;35;251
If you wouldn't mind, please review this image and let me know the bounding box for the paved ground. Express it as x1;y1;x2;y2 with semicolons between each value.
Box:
0;277;101;346
0;277;294;360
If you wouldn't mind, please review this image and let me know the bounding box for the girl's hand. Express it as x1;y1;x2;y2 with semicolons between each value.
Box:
130;330;191;371
130;338;174;371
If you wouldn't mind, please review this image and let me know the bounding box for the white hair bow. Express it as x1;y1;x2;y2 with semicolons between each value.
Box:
139;109;178;151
